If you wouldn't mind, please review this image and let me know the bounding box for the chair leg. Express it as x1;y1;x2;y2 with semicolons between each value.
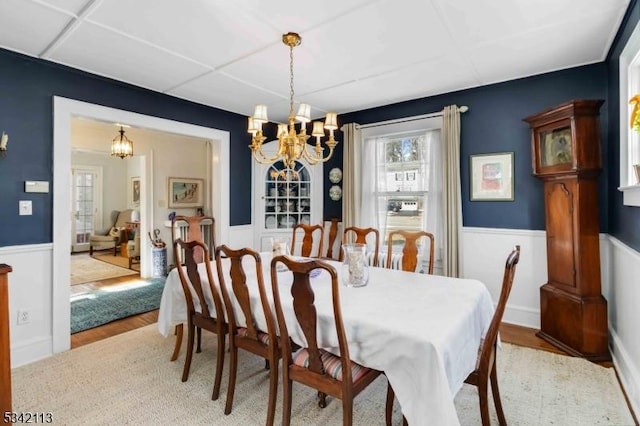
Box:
224;341;238;415
182;324;195;382
490;363;507;426
265;357;278;426
318;391;327;408
170;324;183;361
89;245;93;256
113;245;117;256
342;398;353;426
478;376;491;426
282;371;293;426
385;384;407;426
212;332;225;401
385;383;394;426
196;327;202;353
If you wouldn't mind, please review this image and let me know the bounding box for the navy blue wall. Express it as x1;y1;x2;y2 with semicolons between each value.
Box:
333;64;609;231
0;48;252;247
607;0;640;251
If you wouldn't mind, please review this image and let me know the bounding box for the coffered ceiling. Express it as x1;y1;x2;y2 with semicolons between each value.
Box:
0;0;631;122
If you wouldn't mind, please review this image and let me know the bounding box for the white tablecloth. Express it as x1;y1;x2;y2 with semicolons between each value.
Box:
158;254;494;426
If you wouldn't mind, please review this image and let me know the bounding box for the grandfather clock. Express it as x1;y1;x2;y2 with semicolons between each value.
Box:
523;99;609;361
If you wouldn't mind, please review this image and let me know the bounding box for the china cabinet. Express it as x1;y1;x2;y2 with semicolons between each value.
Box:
253;141;323;251
523;99;609;361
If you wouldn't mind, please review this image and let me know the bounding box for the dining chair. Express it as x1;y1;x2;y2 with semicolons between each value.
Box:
173;238;228;401
386;230;435;274
270;256;383;426
291;223;324;258
385;245;521;426
340;226;380;267
215;245;280;426
171;215;216;264
170;215;216;362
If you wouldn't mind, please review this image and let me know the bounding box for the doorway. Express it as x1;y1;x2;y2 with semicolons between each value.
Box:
70;166;102;253
53;97;231;354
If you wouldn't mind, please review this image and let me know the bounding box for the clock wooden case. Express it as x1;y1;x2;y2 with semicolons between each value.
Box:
523;99;609;361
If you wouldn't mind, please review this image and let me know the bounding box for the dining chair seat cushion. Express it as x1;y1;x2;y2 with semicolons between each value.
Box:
237;327;271;345
293;347;370;382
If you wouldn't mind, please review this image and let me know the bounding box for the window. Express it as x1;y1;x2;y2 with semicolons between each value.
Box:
360;117;442;260
619;19;640;206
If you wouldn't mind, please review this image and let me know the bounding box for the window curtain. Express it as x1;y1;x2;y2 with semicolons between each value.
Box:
425;130;443;274
341;123;361;231
442;105;463;277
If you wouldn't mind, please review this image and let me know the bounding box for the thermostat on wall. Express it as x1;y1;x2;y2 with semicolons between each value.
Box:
25;181;50;193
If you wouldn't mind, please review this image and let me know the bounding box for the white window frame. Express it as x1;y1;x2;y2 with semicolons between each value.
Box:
360;116;442;272
618;19;640;206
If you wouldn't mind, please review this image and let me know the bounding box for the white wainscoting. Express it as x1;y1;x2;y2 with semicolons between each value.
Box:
608;236;640;418
1;243;55;367
461;227;612;329
228;225;256;249
462;227;549;328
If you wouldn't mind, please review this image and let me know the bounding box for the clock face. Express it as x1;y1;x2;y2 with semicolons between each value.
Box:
540;127;572;168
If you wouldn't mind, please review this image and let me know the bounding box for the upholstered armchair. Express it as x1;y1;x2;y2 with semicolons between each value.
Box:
89;209;135;256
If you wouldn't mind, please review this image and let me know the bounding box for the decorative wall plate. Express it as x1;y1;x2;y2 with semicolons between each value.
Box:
265;215;277;229
329;185;342;201
329;167;343;184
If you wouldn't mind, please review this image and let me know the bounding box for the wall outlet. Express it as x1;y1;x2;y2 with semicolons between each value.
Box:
17;309;30;325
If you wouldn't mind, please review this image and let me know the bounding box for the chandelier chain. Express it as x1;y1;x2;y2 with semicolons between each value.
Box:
289;44;295;119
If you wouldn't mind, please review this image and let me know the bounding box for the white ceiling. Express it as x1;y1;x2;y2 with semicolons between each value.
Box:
0;0;630;123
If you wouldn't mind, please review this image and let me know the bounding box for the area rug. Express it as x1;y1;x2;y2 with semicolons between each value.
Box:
70;278;165;333
11;325;635;425
93;251;140;271
70;253;137;285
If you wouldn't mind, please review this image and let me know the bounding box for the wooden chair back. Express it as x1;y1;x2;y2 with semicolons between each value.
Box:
173;238;227;400
271;256;382;425
171;215;216;264
386;230;434;273
465;245;521;426
215;245;278;351
215;245;280;423
291;223;324;258
341;226;380;266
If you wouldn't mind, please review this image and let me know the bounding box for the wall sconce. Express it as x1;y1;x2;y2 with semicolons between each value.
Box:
0;132;8;156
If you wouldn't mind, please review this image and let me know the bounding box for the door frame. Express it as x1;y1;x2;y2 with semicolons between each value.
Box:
53;96;230;354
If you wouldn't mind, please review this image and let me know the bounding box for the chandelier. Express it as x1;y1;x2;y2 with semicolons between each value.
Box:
248;32;338;169
111;125;133;159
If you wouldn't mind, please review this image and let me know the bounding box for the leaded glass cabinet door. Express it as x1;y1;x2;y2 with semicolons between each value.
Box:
253;141;323;251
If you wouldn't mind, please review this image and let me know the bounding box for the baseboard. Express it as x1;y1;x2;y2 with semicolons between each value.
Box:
610;327;640;420
11;336;53;368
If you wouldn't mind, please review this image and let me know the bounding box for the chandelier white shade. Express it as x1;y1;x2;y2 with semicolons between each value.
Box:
111;126;133;159
248;32;338;169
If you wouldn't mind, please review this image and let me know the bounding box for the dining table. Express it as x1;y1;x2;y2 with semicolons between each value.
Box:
158;252;495;426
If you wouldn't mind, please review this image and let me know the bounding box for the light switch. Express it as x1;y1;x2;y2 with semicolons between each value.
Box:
19;200;32;216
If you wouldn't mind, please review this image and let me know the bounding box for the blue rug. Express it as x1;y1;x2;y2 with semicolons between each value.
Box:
71;277;165;334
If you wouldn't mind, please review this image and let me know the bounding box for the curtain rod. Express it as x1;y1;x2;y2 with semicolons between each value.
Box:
355;105;469;130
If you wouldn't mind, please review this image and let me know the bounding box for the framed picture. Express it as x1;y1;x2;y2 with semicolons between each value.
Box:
470;152;514;201
130;176;141;207
168;177;204;208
